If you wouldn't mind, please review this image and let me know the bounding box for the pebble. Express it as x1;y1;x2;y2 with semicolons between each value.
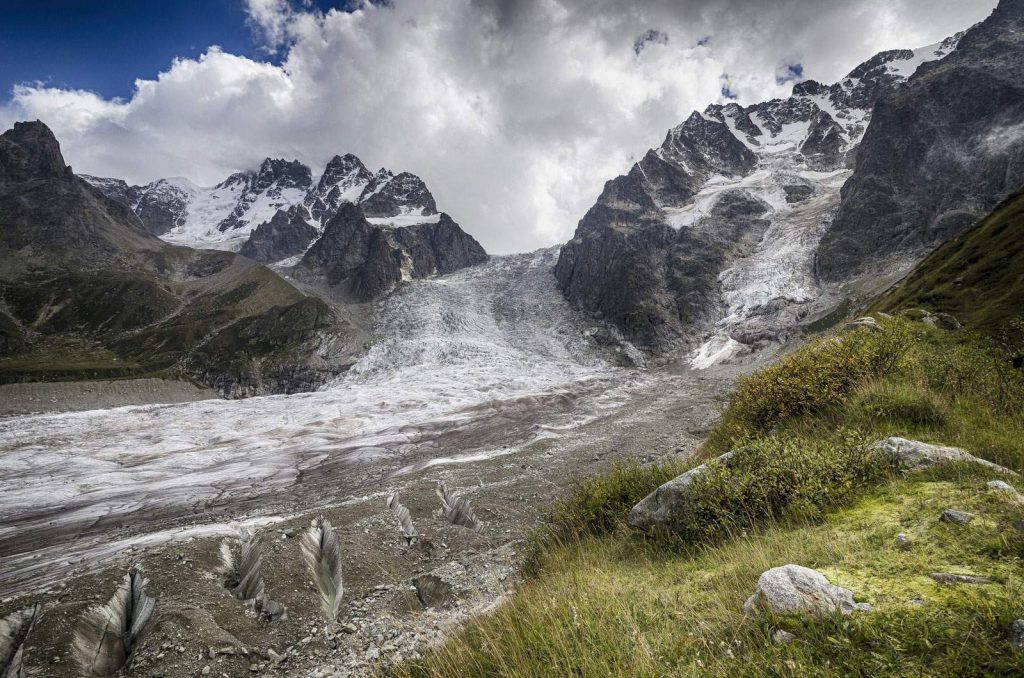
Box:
939;509;972;525
773;629;796;645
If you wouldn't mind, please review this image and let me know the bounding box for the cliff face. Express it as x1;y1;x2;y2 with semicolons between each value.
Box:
817;0;1024;281
556;1;1023;366
297;204;487;303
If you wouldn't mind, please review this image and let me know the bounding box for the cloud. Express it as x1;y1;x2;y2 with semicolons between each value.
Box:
0;0;997;254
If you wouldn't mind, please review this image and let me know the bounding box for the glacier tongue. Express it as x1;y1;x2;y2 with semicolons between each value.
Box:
0;248;638;597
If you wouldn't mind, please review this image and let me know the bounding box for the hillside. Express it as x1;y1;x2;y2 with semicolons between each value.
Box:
872;188;1024;335
0;121;361;396
399;316;1024;676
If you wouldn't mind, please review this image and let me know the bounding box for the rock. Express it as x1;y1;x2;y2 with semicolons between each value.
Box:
297;203;487;302
412;575;453;609
929;572;992;585
909;598;926;607
896;533;911;549
940;509;973;525
742;564;872;617
987;480;1019;493
932;312;962;331
1010;619;1024;652
239;204;319;264
773;629;796;645
873;437;1017;475
628;452;734;530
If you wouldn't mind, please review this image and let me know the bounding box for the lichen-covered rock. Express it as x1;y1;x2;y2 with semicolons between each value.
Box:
873;437;1018;475
929;572;992;585
628;452;734;530
742;564;872;616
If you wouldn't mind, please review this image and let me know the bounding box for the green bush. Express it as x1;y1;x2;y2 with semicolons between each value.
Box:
852;382;948;427
545;458;686;539
708;318;913;449
656;431;896;544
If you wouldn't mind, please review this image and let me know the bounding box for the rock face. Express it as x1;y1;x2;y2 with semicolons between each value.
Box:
557;2;1021;365
817;0;1024;281
0;121;357;397
297;204;487;302
628;452;734;530
742;564;873;616
239;204;320;263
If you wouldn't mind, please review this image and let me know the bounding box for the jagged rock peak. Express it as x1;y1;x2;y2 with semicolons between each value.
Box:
0;120;70;183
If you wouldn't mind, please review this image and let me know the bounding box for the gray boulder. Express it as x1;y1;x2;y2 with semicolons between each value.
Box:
873;437;1018;475
742;564;872;616
628;452;734;530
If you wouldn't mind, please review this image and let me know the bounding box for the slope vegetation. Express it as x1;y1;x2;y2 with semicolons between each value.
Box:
872;188;1024;336
398;317;1024;676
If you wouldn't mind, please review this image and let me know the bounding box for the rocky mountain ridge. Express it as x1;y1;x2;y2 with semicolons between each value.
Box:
555;16;1007;367
82;152;440;256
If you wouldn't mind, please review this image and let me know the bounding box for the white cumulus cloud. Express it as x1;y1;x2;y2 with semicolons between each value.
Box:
0;0;996;253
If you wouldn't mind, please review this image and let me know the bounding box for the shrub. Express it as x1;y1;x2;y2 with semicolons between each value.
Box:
544;458;686;539
708;318;914;448
852;382;948;427
656;431;896;544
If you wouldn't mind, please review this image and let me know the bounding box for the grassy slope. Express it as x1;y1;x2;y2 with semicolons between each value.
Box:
871;188;1024;336
396;318;1024;677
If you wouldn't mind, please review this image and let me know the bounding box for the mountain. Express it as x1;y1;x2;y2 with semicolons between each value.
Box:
817;0;1024;281
0;121;359;396
871;187;1024;336
84;154;444;259
555;5;1020;367
295;203;487;302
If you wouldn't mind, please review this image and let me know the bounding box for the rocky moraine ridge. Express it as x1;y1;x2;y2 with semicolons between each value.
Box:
557;0;1024;367
85;152;486;303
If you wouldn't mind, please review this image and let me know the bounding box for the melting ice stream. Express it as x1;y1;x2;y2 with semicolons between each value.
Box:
0;248;648;598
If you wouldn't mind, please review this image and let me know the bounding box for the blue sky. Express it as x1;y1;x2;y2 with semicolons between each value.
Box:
0;0;344;101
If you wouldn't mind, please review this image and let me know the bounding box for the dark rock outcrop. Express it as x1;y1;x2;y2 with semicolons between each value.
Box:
817;0;1024;280
239;204;319;263
358;171;438;217
298;204;486;302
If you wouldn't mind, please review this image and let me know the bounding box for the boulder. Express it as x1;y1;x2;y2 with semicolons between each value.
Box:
628;452;734;530
742;564;872;616
873;437;1018;475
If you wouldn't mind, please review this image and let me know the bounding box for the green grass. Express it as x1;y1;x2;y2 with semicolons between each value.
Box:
394;316;1024;677
871;187;1024;339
